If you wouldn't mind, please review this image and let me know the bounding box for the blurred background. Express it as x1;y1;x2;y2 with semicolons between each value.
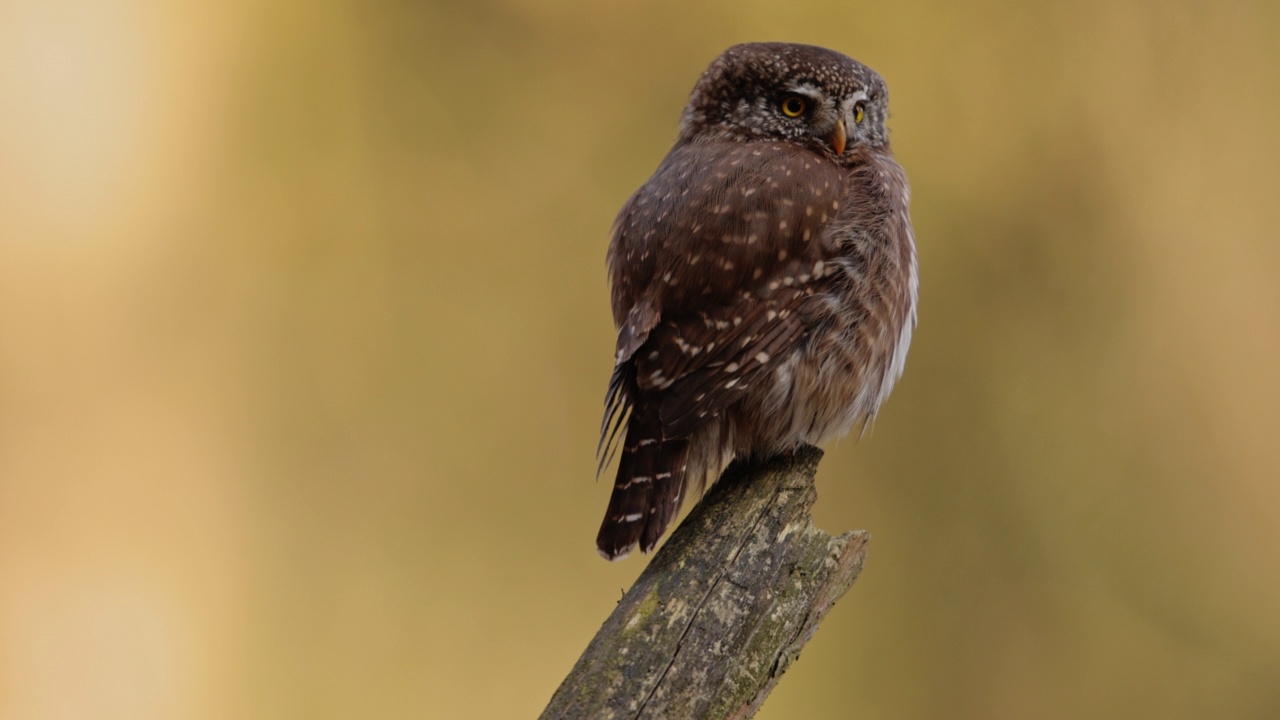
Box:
1;0;1278;718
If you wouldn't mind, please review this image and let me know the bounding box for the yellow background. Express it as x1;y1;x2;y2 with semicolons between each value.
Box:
2;1;1278;718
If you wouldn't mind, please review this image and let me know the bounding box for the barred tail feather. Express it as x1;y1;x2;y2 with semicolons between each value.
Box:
595;409;689;560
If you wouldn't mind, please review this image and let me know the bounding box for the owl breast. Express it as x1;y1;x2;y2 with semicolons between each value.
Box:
727;147;918;453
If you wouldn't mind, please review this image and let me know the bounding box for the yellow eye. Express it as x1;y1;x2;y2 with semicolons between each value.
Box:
854;102;866;124
780;96;807;117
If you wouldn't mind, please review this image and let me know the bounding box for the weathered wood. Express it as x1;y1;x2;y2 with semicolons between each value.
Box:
542;446;868;720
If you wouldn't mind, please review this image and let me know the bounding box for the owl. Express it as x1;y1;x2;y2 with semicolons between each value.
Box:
596;42;918;560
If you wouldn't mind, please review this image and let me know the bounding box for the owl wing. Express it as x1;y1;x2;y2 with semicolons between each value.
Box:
597;291;810;468
638;286;811;439
602;140;845;448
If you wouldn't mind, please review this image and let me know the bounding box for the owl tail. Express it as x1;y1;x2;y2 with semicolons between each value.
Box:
596;408;689;560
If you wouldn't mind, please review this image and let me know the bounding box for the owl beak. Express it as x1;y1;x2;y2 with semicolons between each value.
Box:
829;119;847;156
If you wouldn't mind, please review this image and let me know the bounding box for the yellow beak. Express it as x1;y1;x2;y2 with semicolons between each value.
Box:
830;119;847;156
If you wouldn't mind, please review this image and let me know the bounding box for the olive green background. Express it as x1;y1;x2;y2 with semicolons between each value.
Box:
2;1;1278;718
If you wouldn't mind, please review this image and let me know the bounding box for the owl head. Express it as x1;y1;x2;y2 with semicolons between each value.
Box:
677;42;891;157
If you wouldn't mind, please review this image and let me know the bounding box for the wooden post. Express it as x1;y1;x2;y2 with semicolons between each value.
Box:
541;446;868;720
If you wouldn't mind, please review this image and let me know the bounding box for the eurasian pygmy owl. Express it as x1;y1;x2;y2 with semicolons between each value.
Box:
596;42;918;560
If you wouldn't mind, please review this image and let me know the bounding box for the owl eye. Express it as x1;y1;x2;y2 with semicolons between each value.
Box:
780;95;807;117
854;102;866;124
